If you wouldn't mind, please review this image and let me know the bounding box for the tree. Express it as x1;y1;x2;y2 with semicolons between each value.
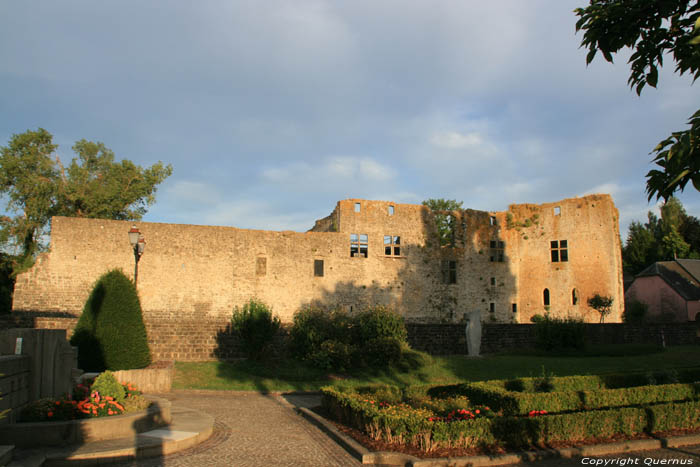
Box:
70;269;151;371
588;293;614;323
0;128;172;271
575;1;700;200
622;196;700;274
422;198;463;246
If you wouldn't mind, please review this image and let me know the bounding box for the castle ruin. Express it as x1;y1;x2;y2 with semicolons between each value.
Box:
12;194;624;325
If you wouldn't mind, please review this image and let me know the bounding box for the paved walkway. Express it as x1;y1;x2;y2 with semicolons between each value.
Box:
104;391;700;467
110;391;360;467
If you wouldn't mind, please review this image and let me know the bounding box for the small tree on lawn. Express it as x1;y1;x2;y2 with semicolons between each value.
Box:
70;269;151;371
588;294;614;324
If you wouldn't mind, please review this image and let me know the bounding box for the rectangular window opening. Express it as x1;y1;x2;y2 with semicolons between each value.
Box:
314;259;324;277
489;303;495;313
441;260;457;284
490;240;505;262
554;206;561;216
490;277;496;286
489;216;497;226
350;233;368;257
550;240;568;263
256;257;267;276
388;205;395;215
384;235;401;256
512;303;517;313
354;202;361;212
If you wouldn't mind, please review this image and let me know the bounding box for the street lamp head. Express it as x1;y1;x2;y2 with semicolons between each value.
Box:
128;226;140;247
137;234;145;255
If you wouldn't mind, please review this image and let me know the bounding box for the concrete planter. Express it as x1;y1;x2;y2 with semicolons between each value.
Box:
0;396;171;448
112;362;174;393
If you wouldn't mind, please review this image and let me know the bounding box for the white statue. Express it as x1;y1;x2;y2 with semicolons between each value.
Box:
465;310;482;357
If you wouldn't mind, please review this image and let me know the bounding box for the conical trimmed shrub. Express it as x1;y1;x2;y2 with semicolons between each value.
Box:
70;269;151;371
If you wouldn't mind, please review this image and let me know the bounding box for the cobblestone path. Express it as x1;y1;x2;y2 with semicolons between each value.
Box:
113;391;361;467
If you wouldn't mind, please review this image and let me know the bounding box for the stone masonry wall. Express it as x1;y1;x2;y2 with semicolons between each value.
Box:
12;195;624;326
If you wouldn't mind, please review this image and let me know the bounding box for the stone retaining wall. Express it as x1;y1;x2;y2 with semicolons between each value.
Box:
3;313;698;361
0;355;30;424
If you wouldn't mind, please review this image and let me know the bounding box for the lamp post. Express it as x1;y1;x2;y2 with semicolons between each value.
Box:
128;226;145;286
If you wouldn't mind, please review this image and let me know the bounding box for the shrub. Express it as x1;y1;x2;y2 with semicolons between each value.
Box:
231;299;281;360
533;315;585;351
355;305;407;343
623;300;648;324
70;269;151;371
290;305;410;371
289;306;352;361
91;371;126;403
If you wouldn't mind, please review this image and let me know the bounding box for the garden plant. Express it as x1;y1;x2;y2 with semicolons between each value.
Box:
322;367;700;453
231;298;281;360
70;269;151;371
19;371;147;422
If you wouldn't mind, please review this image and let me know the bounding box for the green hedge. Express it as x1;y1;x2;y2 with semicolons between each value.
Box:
462;381;700;415
321;386;700;451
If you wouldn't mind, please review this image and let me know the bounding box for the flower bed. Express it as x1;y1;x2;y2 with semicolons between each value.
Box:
321;377;700;452
0;395;171;448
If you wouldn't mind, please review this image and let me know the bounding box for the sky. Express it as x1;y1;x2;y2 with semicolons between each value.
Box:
1;1;699;238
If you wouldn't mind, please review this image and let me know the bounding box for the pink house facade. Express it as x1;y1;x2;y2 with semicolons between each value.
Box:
625;259;700;322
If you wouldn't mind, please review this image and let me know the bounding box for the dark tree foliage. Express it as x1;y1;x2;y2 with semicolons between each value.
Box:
70;269;151;371
422;198;463;246
623;197;699;274
588;294;615;323
575;1;700;200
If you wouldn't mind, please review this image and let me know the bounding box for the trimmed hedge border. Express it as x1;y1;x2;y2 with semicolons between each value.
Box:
321;383;700;451
461;381;700;416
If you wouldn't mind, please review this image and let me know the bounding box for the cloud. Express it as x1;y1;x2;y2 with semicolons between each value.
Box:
262;156;396;189
430;131;483;149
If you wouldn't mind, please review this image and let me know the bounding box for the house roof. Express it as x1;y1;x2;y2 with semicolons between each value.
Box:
637;260;700;301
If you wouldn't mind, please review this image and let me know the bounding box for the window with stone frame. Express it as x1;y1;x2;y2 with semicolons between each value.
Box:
384;235;401;256
350;233;368;257
441;260;457;284
550;240;568;262
489;240;505;262
314;259;324;277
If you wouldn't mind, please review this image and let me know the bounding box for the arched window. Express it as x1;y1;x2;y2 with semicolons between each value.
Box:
572;288;578;305
543;288;550;307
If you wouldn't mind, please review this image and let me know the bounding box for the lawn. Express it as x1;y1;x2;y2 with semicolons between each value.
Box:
172;344;700;392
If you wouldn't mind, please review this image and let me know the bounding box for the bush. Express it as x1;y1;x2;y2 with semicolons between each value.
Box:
91;371;126;403
355;305;407;342
289;306;352;361
533;315;585;351
290;305;410;371
70;269;151;372
231;299;281;360
623;300;648;324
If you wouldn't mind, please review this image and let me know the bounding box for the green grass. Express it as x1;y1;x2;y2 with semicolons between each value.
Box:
172;345;700;393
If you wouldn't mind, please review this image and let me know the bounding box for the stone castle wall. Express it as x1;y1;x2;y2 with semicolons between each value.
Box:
12;194;623;325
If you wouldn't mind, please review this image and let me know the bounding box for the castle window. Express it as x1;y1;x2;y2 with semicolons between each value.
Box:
543;288;550;306
350;234;368;257
355;202;361;212
388;205;395;215
489;303;495;313
572;288;578;305
441;260;457;284
490;216;497;226
314;259;324;277
256;257;267;276
512;303;517;313
490;277;496;286
550;240;568;262
384;235;401;256
554;206;561;216
489;240;505;262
